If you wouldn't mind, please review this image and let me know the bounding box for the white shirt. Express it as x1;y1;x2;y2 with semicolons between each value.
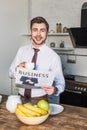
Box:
9;43;65;97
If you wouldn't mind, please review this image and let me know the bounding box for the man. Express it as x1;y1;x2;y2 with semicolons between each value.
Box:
9;16;65;104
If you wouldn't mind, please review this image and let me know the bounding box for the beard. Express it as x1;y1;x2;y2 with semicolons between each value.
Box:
31;36;47;46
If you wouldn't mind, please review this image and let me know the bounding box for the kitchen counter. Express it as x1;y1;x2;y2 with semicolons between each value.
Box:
0;95;87;130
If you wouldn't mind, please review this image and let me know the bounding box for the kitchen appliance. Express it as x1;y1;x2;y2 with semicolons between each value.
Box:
55;27;87;107
68;27;87;48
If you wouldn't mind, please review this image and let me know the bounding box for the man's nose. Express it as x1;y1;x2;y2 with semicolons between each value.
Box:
37;30;41;35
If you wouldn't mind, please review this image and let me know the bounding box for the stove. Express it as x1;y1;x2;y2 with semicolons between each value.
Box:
54;27;87;107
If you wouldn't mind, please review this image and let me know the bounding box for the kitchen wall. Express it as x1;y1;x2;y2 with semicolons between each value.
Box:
29;0;87;32
0;0;29;95
0;0;86;95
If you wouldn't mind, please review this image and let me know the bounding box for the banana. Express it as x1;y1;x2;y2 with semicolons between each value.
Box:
17;104;33;117
15;107;26;116
17;104;40;117
23;103;47;115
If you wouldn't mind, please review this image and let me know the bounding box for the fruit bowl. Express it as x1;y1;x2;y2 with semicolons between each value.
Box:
16;111;50;125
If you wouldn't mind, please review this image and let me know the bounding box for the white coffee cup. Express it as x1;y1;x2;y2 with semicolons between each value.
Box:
25;63;34;69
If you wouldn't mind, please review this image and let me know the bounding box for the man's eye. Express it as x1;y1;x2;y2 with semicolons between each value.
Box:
41;29;46;32
32;29;37;32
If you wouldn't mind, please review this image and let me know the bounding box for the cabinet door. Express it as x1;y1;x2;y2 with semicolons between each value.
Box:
60;54;87;77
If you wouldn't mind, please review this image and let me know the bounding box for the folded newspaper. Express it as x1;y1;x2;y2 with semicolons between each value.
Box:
16;67;55;89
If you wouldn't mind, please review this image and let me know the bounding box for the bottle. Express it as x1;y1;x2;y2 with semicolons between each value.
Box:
56;23;62;33
56;23;59;33
58;23;62;33
6;95;22;113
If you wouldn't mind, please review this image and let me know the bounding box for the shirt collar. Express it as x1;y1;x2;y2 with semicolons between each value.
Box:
31;44;46;51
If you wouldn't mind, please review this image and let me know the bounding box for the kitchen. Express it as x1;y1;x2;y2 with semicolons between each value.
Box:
0;0;87;129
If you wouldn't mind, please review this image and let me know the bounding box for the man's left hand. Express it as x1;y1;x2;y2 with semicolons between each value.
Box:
41;86;57;95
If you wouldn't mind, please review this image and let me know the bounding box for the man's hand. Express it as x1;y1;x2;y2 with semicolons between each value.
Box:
15;62;26;71
17;62;26;68
41;86;58;95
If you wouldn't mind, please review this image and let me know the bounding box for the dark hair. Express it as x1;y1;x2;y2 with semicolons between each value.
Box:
30;16;49;32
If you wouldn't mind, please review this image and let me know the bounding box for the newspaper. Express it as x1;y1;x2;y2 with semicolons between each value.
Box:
15;67;55;89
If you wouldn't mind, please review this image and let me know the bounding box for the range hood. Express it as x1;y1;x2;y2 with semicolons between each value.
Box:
68;27;87;48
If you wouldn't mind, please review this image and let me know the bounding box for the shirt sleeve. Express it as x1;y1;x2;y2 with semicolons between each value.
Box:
51;54;65;96
9;48;23;78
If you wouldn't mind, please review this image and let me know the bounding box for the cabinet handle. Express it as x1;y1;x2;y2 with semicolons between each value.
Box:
67;59;76;63
67;55;76;63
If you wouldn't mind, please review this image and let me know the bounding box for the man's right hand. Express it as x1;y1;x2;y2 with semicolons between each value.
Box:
17;62;26;68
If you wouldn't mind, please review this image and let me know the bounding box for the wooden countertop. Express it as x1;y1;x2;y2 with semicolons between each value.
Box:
0;96;87;130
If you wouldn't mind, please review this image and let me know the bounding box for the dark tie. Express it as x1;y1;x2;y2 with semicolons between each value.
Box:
32;48;40;69
24;48;39;98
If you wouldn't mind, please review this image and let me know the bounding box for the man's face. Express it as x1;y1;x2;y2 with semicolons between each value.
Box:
31;23;48;47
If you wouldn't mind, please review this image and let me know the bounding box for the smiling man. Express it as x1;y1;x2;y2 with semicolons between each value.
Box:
9;16;65;104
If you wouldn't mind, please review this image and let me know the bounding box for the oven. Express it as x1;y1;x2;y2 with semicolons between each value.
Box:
55;27;87;107
58;26;87;107
60;78;87;107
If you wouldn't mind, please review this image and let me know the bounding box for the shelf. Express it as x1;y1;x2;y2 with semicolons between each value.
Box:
22;33;69;37
52;47;74;51
48;33;69;36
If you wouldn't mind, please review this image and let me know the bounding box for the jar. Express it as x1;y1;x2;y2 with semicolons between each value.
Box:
63;27;68;33
6;95;22;113
50;42;55;47
60;41;65;48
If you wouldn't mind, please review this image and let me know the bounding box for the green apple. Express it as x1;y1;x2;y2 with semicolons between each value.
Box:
37;100;50;111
